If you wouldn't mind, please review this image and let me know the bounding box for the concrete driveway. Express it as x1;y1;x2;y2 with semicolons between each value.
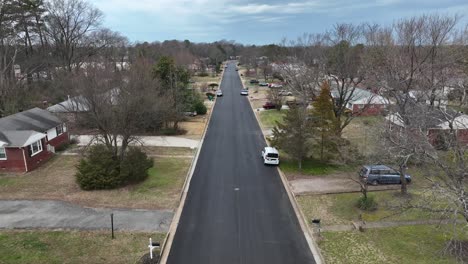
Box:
0;200;173;232
72;135;199;148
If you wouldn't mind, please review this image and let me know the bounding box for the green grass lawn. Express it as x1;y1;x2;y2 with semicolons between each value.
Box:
131;157;190;208
192;75;221;84
342;115;384;158
280;158;354;176
0;230;165;264
259;110;285;128
0;156;191;210
319;225;466;264
298;190;443;226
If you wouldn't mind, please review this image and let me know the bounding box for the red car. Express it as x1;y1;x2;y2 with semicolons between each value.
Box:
263;102;277;110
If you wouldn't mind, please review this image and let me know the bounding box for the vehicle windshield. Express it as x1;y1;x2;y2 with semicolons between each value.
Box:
267;153;279;158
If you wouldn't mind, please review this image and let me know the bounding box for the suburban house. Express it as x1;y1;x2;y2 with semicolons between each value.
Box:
386;110;468;146
0;108;69;172
331;87;391;116
409;89;449;110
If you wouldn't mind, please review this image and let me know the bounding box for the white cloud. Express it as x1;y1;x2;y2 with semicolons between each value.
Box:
88;0;468;43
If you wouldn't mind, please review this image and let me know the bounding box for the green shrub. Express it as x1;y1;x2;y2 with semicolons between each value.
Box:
55;143;70;152
76;145;153;190
357;195;378;211
120;147;153;184
76;145;122;190
193;101;207;115
198;72;209;77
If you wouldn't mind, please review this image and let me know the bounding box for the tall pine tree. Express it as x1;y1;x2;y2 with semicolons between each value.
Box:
271;105;314;170
311;81;339;162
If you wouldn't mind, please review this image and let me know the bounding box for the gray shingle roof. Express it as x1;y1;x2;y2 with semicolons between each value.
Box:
0;108;62;147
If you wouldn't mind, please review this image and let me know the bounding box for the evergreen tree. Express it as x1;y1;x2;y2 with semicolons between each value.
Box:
311;81;339;162
271;105;314;170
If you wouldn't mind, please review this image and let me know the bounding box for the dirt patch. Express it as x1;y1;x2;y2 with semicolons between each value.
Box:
290;173;400;195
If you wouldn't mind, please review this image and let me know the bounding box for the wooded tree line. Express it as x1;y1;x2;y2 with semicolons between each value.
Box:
0;0;247;116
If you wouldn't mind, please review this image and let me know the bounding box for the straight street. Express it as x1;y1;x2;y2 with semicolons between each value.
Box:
168;62;315;263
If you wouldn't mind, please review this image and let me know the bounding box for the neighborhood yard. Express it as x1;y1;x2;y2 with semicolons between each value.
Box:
0;155;191;210
191;75;221;84
259;110;285;128
342;116;384;158
319;225;466;264
0;230;164;264
297;189;442;226
178;114;211;140
280;158;355;178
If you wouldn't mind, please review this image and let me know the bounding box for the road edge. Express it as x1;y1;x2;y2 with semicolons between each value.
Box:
238;68;325;264
159;63;226;264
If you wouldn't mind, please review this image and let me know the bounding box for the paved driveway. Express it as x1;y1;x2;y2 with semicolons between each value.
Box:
73;135;199;148
0;200;173;232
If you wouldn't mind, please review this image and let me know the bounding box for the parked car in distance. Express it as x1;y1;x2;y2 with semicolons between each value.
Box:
262;102;277;110
240;89;249;96
216;90;223;97
259;82;269;86
261;146;279;165
184;111;197;117
250;79;259;84
269;83;283;88
278;90;292;96
359;165;412;185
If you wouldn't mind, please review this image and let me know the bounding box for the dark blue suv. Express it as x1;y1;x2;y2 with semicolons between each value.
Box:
359;165;412;185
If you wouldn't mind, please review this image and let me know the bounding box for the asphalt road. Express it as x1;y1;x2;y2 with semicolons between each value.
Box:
167;62;315;263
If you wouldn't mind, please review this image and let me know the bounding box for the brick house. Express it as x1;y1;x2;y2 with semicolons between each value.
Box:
386;111;468;146
0;108;69;172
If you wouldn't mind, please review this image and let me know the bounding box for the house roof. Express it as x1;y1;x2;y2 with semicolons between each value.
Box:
47;96;89;113
386;104;467;130
438;115;468;130
331;87;390;105
0;130;46;147
0;108;62;147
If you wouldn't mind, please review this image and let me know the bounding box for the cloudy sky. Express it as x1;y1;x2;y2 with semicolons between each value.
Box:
89;0;468;45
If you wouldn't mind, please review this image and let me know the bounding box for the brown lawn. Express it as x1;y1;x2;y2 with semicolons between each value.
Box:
0;155;191;210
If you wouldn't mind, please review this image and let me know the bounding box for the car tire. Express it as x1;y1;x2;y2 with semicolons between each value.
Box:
371;180;378;186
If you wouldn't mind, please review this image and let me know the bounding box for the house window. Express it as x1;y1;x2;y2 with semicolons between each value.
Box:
30;140;43;156
56;124;63;135
0;147;6;160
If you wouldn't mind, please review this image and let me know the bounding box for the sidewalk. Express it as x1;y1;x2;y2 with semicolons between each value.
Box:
0;200;173;232
72;135;199;148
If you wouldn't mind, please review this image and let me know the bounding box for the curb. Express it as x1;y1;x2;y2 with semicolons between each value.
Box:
238;69;325;264
159;63;226;264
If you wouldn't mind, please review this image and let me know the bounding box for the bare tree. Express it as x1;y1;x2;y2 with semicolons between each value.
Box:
45;0;103;72
266;88;282;110
69;60;161;160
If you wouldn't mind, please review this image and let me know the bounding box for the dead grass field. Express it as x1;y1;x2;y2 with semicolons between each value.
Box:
0;155;190;210
0;230;164;264
142;146;195;156
178;115;209;140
